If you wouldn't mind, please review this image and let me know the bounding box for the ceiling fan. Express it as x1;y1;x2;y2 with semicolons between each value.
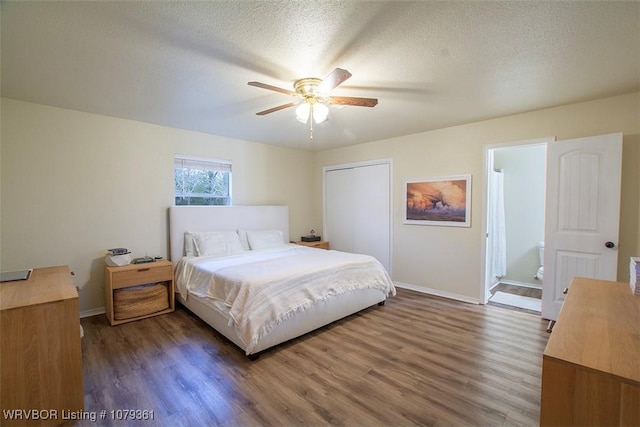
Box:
248;68;378;139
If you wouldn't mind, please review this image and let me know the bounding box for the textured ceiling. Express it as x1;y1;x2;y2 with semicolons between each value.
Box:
2;1;639;151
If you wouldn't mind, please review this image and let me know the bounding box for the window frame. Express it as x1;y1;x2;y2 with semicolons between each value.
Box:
174;154;232;206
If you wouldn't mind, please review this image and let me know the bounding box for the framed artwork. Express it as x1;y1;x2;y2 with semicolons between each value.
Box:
404;174;471;227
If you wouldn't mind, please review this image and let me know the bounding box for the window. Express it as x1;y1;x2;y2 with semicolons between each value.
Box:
174;155;231;205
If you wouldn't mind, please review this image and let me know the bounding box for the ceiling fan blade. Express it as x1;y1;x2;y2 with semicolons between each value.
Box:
318;68;352;93
256;102;297;115
328;96;378;108
248;81;297;97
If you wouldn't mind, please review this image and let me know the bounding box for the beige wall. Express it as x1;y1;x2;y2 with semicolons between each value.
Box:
314;92;640;302
2;93;639;314
1;98;314;314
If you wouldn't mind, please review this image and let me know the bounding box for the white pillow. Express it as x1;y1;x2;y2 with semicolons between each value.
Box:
237;229;250;251
184;232;196;257
246;229;286;250
192;231;245;257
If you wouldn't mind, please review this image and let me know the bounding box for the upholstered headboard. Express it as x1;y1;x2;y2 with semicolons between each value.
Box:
168;205;289;262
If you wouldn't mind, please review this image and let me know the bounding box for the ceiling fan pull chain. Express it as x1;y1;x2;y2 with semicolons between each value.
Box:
309;104;314;140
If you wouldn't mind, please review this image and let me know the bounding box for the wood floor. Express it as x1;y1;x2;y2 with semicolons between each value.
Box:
79;288;550;426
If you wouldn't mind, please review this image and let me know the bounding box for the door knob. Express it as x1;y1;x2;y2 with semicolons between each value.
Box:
605;241;615;249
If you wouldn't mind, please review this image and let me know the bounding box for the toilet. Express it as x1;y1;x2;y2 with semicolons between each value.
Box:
536;241;544;280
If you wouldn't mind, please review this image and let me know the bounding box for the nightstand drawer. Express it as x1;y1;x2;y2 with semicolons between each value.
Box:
111;265;172;289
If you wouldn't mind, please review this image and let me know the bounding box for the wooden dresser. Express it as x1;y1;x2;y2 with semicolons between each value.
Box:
1;265;84;426
540;277;640;426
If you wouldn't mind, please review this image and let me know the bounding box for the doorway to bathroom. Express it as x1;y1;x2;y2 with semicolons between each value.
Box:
484;138;551;314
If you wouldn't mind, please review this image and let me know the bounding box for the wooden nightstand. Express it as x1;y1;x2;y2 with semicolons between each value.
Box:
296;240;330;250
104;259;174;325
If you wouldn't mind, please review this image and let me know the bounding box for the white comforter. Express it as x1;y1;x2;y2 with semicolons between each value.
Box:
175;245;395;353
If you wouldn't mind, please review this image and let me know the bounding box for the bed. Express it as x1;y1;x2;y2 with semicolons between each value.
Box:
169;205;395;357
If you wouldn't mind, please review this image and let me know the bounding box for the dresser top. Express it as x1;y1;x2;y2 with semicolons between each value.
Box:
0;265;77;311
544;277;640;385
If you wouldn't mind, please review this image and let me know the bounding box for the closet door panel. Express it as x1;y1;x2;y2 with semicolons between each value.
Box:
351;164;391;272
325;168;355;253
325;162;391;274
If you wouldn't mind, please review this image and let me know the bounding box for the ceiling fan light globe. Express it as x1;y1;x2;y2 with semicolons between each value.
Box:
313;102;329;123
295;103;310;123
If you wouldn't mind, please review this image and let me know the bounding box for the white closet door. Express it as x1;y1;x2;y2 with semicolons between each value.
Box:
325;168;356;253
325;162;391;273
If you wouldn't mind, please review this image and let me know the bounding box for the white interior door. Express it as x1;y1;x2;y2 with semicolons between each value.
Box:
324;161;392;273
542;133;622;320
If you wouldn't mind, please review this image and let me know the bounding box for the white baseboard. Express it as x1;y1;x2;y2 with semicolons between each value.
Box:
394;282;481;305
80;307;105;318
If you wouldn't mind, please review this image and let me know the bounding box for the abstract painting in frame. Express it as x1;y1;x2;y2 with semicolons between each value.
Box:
404;174;471;227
